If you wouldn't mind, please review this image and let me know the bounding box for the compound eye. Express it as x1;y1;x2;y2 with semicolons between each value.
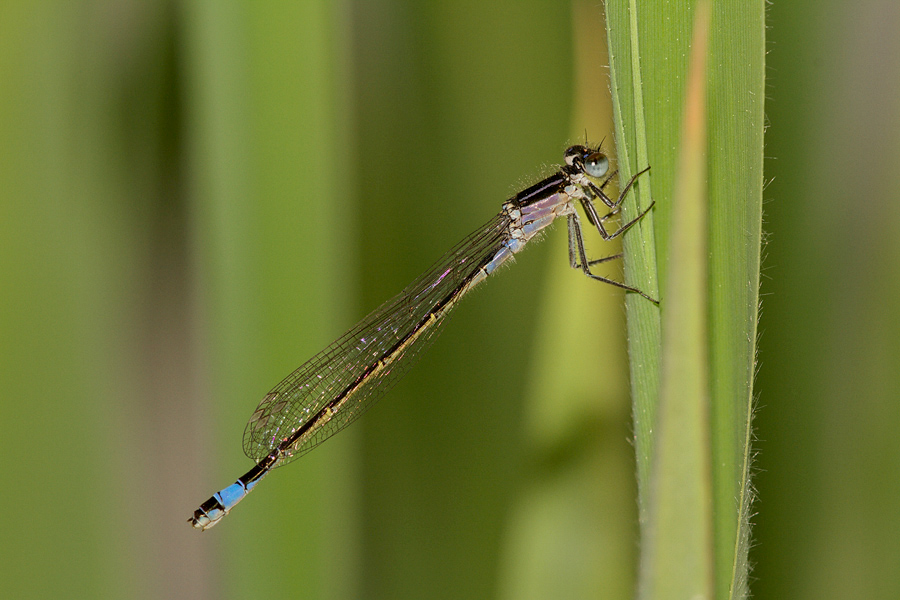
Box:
584;152;609;178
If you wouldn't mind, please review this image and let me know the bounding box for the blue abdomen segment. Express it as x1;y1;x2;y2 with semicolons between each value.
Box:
189;456;274;530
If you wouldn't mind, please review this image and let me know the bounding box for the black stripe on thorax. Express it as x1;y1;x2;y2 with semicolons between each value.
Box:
512;172;566;209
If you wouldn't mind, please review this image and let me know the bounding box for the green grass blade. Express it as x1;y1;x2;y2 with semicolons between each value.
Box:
605;0;765;597
605;0;662;528
638;3;713;598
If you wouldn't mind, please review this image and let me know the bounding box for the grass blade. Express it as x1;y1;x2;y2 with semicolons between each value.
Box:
638;3;713;598
605;0;764;597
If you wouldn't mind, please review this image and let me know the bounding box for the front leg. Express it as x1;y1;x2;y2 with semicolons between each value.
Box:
585;165;651;211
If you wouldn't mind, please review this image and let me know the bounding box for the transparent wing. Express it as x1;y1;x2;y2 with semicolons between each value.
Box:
242;212;511;465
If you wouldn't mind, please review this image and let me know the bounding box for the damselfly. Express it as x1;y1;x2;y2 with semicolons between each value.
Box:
189;144;654;530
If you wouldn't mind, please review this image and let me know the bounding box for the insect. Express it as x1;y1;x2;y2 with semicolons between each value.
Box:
189;144;653;530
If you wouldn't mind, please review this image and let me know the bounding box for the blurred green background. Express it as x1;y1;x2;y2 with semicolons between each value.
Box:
1;1;898;600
